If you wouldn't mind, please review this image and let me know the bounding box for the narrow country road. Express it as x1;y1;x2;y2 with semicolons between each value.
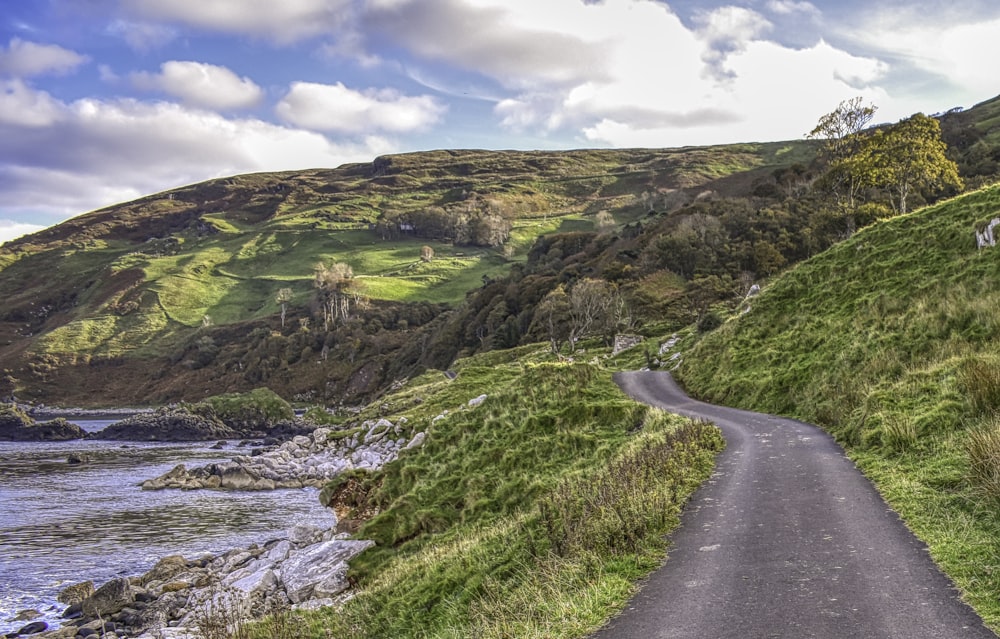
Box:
592;371;996;639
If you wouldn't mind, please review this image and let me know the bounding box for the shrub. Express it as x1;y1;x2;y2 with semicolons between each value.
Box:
697;311;723;333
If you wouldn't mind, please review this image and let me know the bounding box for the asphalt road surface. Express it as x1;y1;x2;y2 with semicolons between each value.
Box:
591;371;996;639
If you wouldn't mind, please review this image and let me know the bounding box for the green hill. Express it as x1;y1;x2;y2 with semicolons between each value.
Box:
0;143;815;406
678;183;1000;626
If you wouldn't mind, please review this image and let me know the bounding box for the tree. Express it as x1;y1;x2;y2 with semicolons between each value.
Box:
275;287;293;327
314;261;355;330
809;97;878;155
533;285;571;353
809;97;878;208
860;113;963;215
568;278;616;350
594;210;616;234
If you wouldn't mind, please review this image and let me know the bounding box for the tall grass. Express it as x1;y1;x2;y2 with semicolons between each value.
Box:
965;416;1000;500
539;417;722;557
958;356;1000;415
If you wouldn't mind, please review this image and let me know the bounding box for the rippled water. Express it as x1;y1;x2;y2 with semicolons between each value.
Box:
0;421;334;634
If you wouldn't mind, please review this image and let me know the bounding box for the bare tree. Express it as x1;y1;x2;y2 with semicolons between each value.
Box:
275;287;293;327
568;278;615;351
313;261;354;330
594;210;616;235
808;97;878;208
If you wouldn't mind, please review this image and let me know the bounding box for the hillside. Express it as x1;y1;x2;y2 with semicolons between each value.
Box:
0;143;816;406
677;183;1000;626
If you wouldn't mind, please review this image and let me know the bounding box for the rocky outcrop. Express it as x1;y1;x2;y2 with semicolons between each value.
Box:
94;408;237;442
612;334;643;356
976;217;1000;248
142;419;421;490
0;410;87;441
31;521;372;639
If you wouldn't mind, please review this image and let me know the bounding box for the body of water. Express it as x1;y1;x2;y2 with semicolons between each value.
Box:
0;420;333;634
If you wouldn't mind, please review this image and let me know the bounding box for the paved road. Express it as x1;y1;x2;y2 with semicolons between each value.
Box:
591;371;996;639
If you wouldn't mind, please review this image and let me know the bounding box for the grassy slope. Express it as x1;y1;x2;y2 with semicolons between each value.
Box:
283;344;723;638
0;143;814;403
678;184;1000;628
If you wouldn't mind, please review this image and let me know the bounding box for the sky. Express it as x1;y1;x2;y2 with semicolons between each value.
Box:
1;0;999;243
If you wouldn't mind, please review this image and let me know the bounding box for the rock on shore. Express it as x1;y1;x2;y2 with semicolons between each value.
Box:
141;418;426;490
30;521;371;639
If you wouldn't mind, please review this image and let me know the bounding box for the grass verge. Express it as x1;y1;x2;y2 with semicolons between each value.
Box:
678;183;1000;630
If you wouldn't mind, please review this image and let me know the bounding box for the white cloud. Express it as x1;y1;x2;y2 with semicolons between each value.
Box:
132;61;264;110
848;13;1000;109
766;0;820;17
123;0;352;44
0;220;45;244
0;38;88;77
0;79;64;127
695;7;773;80
106;20;179;52
364;0;611;90
581;36;889;147
276;81;446;134
0;83;392;221
363;0;894;147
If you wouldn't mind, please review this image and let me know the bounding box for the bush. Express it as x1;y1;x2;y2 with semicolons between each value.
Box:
697;311;723;333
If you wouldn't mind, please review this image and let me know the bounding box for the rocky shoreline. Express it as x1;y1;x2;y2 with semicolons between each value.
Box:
10;519;371;639
140;417;425;490
4;394;487;638
4;415;429;638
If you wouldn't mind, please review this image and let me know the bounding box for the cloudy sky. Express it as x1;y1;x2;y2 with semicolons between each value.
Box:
1;0;998;242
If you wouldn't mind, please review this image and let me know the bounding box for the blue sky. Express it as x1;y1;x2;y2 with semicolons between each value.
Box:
1;0;998;242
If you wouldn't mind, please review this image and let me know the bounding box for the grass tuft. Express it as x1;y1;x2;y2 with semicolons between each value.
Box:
958;356;1000;416
965;416;1000;500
